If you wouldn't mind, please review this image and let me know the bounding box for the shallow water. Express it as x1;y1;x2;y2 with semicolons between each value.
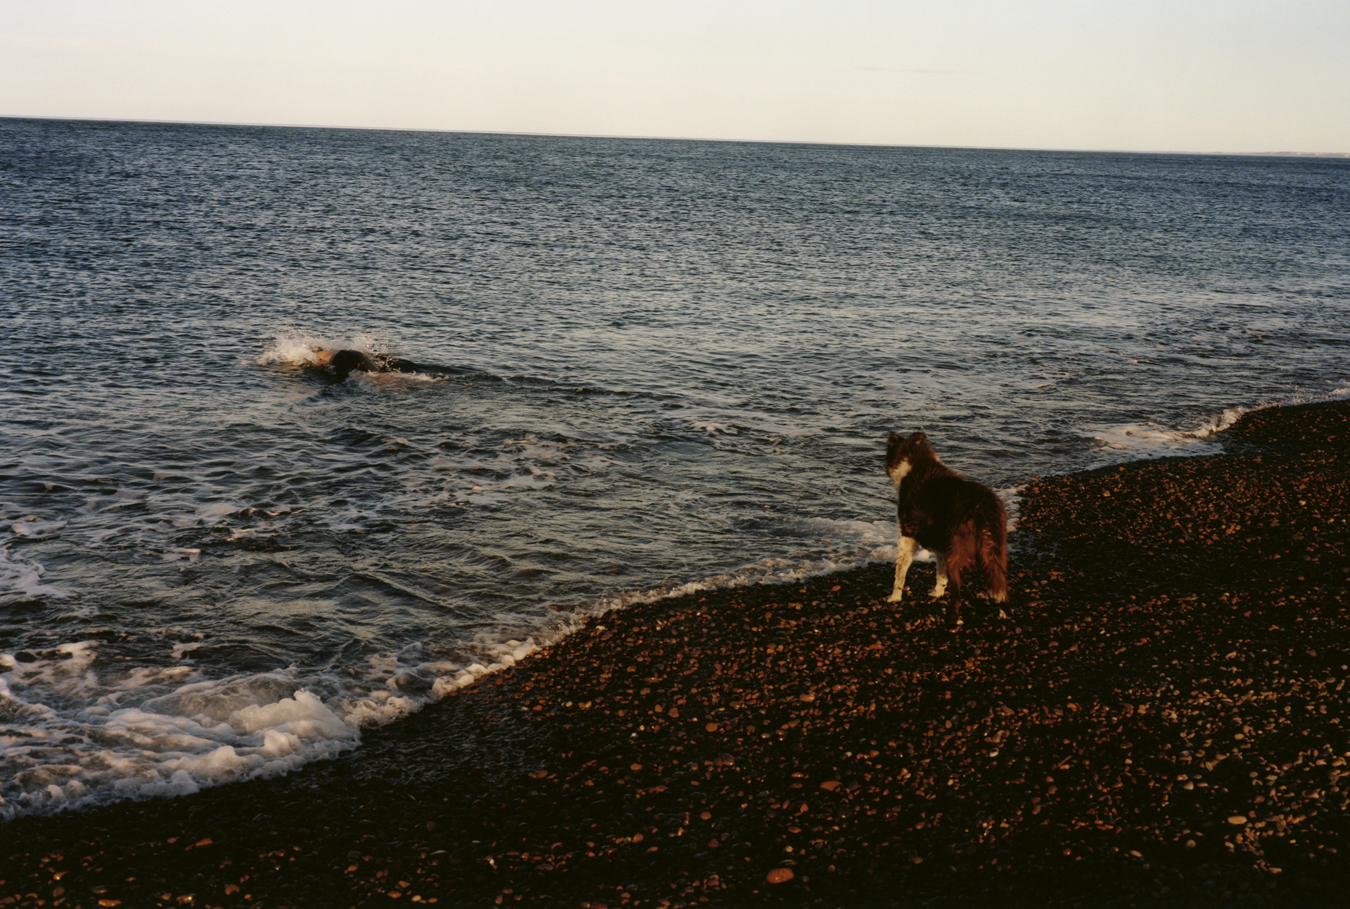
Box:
2;118;1348;817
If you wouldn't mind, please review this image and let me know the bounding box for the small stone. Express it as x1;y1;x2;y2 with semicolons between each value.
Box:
1227;815;1248;826
766;867;795;884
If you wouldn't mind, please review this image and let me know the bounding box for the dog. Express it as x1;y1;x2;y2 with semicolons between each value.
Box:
314;348;421;383
885;431;1008;621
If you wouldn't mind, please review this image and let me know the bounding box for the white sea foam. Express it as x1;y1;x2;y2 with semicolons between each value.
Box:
255;328;393;368
1092;406;1249;459
10;517;66;539
171;640;205;659
0;624;566;819
0;544;69;599
256;330;330;367
3;685;362;813
998;486;1023;534
1096;387;1350;460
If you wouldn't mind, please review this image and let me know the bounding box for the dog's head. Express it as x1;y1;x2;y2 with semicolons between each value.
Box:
885;431;935;483
328;349;380;382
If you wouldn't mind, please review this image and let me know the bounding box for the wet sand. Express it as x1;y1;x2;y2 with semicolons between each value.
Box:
4;400;1348;908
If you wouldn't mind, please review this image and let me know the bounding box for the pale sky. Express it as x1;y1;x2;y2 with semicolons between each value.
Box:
4;0;1348;153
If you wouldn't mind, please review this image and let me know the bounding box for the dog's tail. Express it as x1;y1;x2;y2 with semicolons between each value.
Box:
979;511;1009;604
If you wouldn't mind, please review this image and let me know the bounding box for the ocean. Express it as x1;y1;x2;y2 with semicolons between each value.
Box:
1;117;1347;820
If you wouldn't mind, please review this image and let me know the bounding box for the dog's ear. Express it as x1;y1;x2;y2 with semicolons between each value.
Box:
910;431;927;444
885;432;905;470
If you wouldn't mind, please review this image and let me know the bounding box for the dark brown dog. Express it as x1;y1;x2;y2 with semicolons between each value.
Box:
885;431;1008;621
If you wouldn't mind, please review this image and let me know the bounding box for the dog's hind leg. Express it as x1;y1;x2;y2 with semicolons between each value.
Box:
946;571;967;627
889;535;917;602
943;532;978;626
979;526;1009;605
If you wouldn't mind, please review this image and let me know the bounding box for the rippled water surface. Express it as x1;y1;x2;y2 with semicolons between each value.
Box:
2;118;1348;817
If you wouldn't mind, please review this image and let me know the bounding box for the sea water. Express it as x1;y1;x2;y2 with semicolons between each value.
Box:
1;118;1347;818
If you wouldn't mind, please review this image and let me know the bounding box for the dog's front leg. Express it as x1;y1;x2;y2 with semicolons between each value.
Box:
931;553;949;599
889;535;917;602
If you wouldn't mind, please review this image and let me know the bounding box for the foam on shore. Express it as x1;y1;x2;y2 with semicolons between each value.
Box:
0;634;543;819
1091;406;1248;459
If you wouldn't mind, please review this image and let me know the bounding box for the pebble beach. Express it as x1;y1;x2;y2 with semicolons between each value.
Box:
3;399;1348;908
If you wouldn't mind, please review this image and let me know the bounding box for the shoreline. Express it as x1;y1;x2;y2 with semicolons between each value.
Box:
4;399;1348;908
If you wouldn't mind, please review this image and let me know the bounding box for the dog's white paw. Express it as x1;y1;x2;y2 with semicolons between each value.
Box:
887;591;904;603
930;587;947;598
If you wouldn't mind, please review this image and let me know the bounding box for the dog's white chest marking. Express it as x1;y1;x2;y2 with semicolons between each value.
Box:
886;457;916;602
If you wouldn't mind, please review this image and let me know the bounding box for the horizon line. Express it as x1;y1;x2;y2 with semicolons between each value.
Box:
3;113;1346;160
